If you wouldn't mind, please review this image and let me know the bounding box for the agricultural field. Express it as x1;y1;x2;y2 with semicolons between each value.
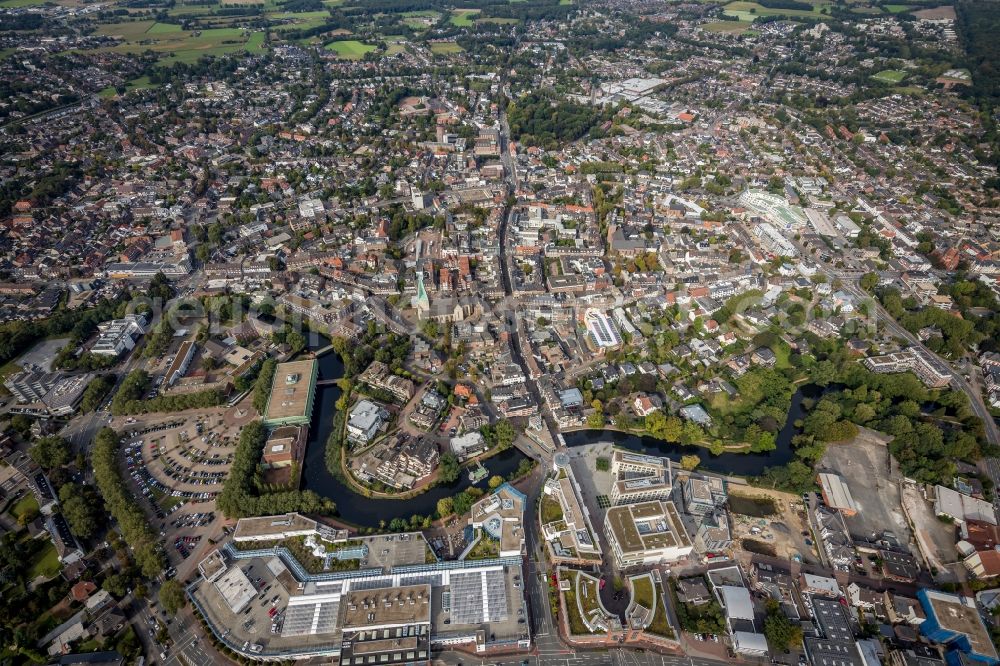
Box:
477;16;520;24
722;0;832;21
325;39;376;59
147;22;183;35
269;10;333;32
93;21;262;64
705;20;753;33
913;4;955;20
883;4;912;12
430;41;463;55
872;69;907;83
0;0;49;7
449;8;480;26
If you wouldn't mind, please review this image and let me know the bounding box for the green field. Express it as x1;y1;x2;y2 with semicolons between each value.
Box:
0;0;49;7
95;22;260;64
270;10;331;31
96;20;159;40
449;8;480;26
430;41;463;54
723;0;831;20
383;36;408;55
872;69;907;83
883;3;911;12
477;16;520;24
147;22;183;34
325;39;376;59
99;75;166;98
28;540;61;580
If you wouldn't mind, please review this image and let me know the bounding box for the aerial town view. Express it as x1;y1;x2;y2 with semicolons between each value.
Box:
1;0;1000;664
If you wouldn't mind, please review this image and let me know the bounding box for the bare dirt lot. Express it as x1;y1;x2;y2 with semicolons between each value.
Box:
913;4;956;20
727;484;820;564
900;482;964;582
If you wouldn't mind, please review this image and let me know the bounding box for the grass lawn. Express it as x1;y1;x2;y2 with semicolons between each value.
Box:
577;576;602;617
10;494;39;522
631;575;654;609
383;37;407;55
477;16;520;24
449;8;480;26
872;69;907;83
540;494;563;524
466;535;499;560
563;572;595;635
648;581;675;638
883;3;911;11
773;341;793;369
0;356;22;387
325;39;376;59
28;540;61;580
430;41;463;55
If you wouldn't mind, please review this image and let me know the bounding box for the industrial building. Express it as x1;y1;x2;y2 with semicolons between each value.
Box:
91;314;147;357
818;472;859;516
262;359;319;427
190;516;529;663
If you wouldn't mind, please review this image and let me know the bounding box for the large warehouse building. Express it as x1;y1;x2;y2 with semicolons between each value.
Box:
262;359;319;427
190;513;529;663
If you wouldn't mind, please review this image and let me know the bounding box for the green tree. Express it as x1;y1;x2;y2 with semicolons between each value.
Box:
436;497;454;517
488;475;504;489
763;599;803;651
159;580;186;615
493;419;516;450
438;453;460;484
29;436;71;469
680;455;700;471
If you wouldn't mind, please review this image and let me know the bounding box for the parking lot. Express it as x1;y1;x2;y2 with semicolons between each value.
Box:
115;409;248;576
817;431;913;547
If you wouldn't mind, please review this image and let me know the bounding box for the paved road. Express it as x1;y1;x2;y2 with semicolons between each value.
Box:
432;649;732;666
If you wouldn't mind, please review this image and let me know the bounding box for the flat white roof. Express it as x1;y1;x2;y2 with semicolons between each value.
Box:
215;566;256;613
719;585;754;620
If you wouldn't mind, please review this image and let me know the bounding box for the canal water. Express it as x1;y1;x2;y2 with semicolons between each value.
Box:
561;383;827;476
299;331;820;525
299;336;527;527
